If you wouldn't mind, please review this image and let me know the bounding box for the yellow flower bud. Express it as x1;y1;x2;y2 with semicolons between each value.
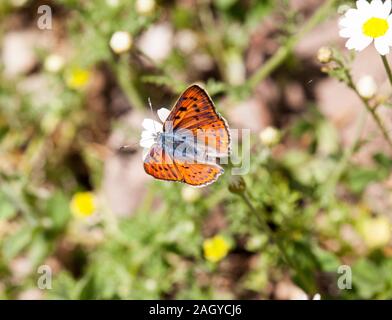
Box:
317;47;333;64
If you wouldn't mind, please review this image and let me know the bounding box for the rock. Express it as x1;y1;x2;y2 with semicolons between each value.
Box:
227;96;272;133
137;23;174;63
102;112;150;216
2;31;38;77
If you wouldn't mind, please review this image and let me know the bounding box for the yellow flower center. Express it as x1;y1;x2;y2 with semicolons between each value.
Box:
363;17;389;38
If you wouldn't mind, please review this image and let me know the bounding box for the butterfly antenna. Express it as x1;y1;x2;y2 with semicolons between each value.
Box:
148;97;158;135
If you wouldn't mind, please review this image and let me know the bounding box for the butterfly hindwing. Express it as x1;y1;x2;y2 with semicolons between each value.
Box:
143;144;183;182
144;144;221;186
175;161;224;187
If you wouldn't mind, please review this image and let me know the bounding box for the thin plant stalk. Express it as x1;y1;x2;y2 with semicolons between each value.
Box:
239;191;315;294
347;75;392;150
245;0;337;91
333;55;392;150
381;55;392;87
321;109;367;206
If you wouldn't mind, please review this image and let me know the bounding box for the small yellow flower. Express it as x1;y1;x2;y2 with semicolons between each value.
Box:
203;235;230;263
66;67;91;90
70;192;97;218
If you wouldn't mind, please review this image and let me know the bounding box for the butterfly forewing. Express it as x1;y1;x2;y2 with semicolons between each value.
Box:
164;85;231;156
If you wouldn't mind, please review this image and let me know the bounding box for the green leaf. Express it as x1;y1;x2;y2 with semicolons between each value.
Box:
216;0;238;10
313;246;340;273
345;165;386;193
352;259;385;299
28;233;50;268
0;193;16;220
46;192;70;231
2;225;33;262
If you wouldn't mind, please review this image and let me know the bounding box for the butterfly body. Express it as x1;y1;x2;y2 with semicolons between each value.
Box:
141;85;230;187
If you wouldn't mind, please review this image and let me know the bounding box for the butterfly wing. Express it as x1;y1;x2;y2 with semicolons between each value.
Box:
164;85;231;156
143;144;183;182
144;85;229;187
175;161;224;187
144;144;222;186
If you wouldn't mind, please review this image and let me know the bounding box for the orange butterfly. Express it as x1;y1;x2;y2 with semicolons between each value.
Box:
140;85;231;187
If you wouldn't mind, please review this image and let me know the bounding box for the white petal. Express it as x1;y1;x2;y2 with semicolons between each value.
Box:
384;0;392;14
339;17;349;28
382;28;392;43
157;107;171;122
140;137;155;148
343;8;368;28
345;8;358;19
142;118;163;132
375;36;391;54
339;27;355;38
357;0;370;10
141;130;154;139
339;16;356;28
357;0;371;10
356;34;373;50
370;0;384;15
346;34;373;51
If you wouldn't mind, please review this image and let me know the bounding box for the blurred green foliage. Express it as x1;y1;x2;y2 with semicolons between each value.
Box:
1;0;392;300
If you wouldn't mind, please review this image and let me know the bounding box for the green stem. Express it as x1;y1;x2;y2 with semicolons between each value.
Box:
321;109;366;206
239;191;314;293
244;0;337;90
198;1;228;82
346;73;392;150
381;55;392;88
111;57;145;111
367;104;392;149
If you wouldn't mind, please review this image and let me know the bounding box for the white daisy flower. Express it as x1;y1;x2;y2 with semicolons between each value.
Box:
339;0;392;55
140;107;170;158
